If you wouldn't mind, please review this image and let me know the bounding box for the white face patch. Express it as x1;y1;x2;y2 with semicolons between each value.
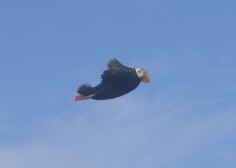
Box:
135;67;145;79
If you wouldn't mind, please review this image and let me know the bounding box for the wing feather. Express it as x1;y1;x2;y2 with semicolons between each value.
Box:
107;59;132;71
100;59;134;84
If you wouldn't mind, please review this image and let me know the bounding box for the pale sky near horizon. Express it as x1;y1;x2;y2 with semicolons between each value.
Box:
0;0;236;168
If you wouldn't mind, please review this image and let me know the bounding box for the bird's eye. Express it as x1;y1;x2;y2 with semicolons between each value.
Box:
138;70;141;73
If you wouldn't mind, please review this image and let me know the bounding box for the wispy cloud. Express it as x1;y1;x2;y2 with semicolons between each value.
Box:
0;95;235;168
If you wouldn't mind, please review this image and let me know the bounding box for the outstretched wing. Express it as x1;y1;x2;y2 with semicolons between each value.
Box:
101;59;134;84
107;59;132;71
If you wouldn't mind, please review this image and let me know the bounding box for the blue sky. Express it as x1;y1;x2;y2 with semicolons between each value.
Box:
0;0;235;167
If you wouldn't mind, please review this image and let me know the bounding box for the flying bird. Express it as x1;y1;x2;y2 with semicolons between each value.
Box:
75;59;150;101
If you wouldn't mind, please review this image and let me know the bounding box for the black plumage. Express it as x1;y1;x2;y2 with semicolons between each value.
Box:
75;59;150;101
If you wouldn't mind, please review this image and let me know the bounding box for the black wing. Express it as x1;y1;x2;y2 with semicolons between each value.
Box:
101;59;134;84
101;69;132;83
107;59;132;71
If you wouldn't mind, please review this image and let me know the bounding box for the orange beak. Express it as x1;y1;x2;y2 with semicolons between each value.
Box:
141;72;150;83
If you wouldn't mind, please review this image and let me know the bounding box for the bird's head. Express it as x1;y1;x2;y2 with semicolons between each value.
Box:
134;67;150;83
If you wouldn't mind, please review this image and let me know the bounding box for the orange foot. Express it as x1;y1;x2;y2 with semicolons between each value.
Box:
74;94;96;101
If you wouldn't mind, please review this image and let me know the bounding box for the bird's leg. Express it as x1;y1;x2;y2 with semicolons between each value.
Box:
74;94;96;101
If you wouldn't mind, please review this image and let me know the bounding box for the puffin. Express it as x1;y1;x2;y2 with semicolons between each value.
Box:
75;59;150;101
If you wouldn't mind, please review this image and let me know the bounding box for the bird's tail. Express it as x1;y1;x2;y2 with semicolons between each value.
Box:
75;84;95;101
77;84;95;95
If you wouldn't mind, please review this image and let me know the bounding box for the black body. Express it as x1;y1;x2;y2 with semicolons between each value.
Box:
77;59;141;100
